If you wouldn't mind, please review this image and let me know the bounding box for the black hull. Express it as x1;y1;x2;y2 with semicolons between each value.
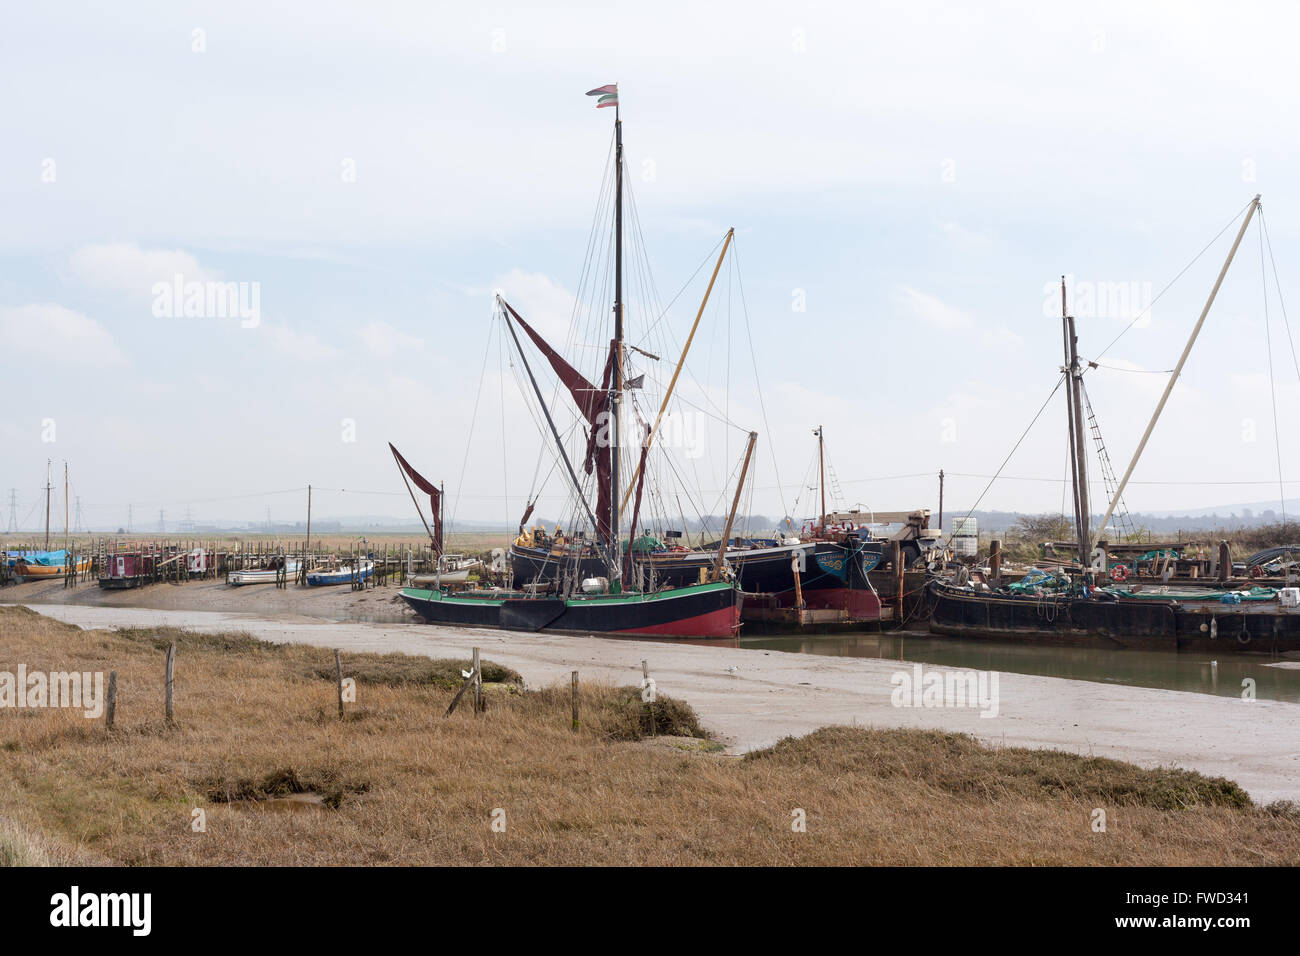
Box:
98;577;145;590
509;540;884;598
400;581;742;638
928;581;1300;654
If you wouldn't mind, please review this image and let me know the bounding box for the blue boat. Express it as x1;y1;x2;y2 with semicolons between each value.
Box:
306;560;374;587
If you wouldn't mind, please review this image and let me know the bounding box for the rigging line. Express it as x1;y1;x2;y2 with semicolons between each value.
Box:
1260;210;1300;385
1259;217;1286;524
1091;196;1258;365
451;308;497;529
637;366;747;430
943;472;1300;487
725;244;732;472
656;440;720;536
1086;361;1175;373
499;314;512;532
942;373;1068;549
625;178;665;323
633;234;727;346
74;487;307;509
731;237;789;516
1061;433;1069;519
565;130;616;351
550;130;615;441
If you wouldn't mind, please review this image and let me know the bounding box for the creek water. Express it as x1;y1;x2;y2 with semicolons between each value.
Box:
737;628;1300;703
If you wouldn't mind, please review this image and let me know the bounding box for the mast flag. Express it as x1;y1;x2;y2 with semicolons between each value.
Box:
586;84;618;108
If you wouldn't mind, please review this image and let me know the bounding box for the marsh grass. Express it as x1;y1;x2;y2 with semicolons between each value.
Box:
2;605;1297;865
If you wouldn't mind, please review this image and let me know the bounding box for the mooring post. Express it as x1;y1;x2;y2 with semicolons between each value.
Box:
164;642;175;724
990;539;1002;585
570;670;579;731
791;552;805;624
892;540;905;615
106;671;118;730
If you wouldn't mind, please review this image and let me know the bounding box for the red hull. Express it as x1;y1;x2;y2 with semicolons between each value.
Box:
766;587;883;621
608;604;741;638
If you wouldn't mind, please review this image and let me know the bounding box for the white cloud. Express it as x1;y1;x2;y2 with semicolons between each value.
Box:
490;269;578;342
0;303;125;366
70;243;217;298
260;324;341;361
980;326;1024;349
895;285;973;330
359;321;424;358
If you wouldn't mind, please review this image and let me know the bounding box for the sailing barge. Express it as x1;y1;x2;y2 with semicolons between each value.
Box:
929;195;1300;654
397;86;742;638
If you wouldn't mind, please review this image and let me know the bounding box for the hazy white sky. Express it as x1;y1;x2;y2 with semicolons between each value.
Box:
3;1;1299;531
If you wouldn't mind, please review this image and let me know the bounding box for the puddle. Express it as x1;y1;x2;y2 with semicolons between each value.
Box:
238;792;331;814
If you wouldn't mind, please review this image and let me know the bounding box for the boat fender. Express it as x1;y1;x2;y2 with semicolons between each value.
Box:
1110;564;1129;583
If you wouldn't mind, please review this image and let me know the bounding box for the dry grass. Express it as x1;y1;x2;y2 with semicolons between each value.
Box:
2;605;1298;866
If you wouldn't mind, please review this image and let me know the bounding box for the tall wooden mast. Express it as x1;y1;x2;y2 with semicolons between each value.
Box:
713;432;758;580
816;425;826;529
44;459;51;550
1065;288;1090;567
609;102;624;588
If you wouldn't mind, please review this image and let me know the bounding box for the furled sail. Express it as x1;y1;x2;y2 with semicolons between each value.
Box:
388;442;442;553
502;300;615;545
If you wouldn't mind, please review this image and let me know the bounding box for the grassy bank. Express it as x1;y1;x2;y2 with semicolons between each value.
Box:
2;605;1297;865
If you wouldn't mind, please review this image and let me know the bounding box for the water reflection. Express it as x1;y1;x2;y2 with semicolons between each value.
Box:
341;604;1300;703
739;629;1300;703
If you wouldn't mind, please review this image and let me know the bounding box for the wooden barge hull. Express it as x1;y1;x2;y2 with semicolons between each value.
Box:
400;580;742;638
511;540;887;625
929;581;1300;653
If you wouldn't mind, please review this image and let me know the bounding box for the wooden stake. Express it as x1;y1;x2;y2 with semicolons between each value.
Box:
570;670;579;731
164;642;175;724
106;671;117;729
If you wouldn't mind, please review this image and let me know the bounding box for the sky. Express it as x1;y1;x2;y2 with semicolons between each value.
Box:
3;0;1300;534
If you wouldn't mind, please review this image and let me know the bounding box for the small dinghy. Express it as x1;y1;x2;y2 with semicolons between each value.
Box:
306;560;374;587
229;557;299;586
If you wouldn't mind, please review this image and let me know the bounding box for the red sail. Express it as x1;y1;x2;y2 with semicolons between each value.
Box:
389;442;442;553
503;301;606;424
502;300;614;544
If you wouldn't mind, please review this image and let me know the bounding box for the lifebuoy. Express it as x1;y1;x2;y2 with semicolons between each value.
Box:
1110;564;1129;583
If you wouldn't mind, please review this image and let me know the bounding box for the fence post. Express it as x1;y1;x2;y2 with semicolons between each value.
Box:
164;642;175;724
570;670;579;731
106;671;118;730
